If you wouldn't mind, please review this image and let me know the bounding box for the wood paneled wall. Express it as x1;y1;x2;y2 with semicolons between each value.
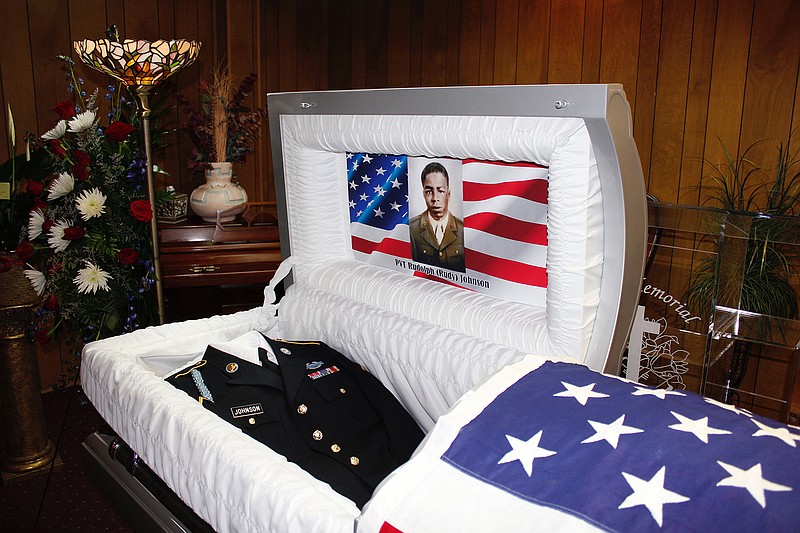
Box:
2;0;799;204
2;1;799;390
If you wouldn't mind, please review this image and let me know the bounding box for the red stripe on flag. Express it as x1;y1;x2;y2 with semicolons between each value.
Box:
465;248;548;287
463;179;548;204
465;212;548;246
380;522;404;533
351;236;412;259
463;159;548;169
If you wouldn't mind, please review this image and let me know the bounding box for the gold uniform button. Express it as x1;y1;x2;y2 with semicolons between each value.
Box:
339;388;347;394
350;456;360;466
248;418;256;425
312;430;323;441
331;444;341;453
297;404;308;415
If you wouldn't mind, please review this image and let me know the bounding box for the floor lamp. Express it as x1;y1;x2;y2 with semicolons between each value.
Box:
74;37;200;324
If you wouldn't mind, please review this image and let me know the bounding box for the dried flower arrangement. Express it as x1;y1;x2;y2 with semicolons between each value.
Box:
175;66;265;172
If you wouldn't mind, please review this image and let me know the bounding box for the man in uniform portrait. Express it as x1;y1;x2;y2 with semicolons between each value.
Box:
409;161;466;272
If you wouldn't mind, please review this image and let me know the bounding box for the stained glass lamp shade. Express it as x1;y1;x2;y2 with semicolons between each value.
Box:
74;38;200;323
74;39;200;86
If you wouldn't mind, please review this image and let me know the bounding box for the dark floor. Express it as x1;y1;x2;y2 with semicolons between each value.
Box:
0;386;134;532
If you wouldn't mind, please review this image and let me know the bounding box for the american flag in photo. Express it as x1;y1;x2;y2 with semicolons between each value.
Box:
442;361;800;532
462;159;548;303
348;153;549;306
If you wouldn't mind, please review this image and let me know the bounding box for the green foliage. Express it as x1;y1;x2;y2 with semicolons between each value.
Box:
0;147;51;252
687;139;800;325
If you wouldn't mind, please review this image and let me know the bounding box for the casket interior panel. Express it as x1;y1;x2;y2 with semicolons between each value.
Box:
80;84;649;532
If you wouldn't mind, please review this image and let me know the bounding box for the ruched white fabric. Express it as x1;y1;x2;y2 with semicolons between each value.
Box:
80;112;607;532
279;114;603;361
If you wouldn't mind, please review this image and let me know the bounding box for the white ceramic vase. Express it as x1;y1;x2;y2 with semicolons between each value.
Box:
189;162;248;222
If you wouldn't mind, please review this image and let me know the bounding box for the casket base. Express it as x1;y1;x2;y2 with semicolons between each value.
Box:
81;432;213;533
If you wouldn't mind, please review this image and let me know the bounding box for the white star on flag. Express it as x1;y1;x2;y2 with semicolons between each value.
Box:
751;419;800;447
361;174;371;183
373;207;385;218
554;381;609;405
375;167;386;175
390;202;401;211
349;181;358;190
618;466;689;527
631;386;686;400
668;411;732;443
391;158;402;167
703;397;753;417
581;414;643;449
362;154;372;163
716;461;791;507
497;431;556;477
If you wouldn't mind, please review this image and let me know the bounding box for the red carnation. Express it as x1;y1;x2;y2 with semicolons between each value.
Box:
105;121;135;143
71;149;90;167
118;247;139;265
72;163;89;181
63;226;86;240
42;219;55;232
15;240;34;261
44;294;59;311
35;330;52;345
52;100;76;120
32;198;48;211
48;262;62;276
47;139;67;159
26;179;44;196
130;200;153;222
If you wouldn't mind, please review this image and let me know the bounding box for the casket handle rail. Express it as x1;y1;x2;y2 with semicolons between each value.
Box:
107;437;214;532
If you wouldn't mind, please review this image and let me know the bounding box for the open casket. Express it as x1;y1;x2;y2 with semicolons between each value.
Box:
80;85;800;532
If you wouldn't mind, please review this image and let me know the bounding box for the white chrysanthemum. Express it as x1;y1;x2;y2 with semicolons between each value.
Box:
48;220;71;252
28;209;45;239
73;261;112;294
48;172;75;200
75;188;107;220
67;109;97;133
24;267;46;296
41;120;67;140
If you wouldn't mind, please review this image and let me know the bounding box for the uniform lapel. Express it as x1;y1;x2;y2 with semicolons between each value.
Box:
267;338;314;402
418;216;439;249
438;214;457;249
203;346;284;390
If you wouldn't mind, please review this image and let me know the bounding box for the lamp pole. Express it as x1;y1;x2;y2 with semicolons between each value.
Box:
134;86;165;324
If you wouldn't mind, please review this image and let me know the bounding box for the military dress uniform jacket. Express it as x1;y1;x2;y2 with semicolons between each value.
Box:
165;336;424;507
409;212;466;272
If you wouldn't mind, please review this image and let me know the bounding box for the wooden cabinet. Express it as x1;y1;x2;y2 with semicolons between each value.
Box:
158;207;282;322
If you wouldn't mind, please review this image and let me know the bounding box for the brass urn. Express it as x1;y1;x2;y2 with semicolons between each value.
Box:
0;256;57;482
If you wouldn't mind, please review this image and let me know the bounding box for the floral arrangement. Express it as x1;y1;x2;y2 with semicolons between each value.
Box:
0;111;50;260
175;66;265;171
13;56;158;346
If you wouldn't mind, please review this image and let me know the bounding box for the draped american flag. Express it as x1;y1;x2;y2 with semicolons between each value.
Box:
348;153;549;305
441;361;800;531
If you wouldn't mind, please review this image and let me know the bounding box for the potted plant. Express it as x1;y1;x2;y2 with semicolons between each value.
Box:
176;67;265;222
686;140;800;404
